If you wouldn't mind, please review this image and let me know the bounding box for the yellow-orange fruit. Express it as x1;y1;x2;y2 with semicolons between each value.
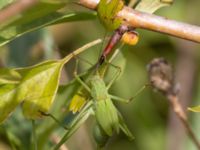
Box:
121;31;139;45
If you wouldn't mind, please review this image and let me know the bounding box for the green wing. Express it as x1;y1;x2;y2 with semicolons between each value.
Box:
95;98;119;136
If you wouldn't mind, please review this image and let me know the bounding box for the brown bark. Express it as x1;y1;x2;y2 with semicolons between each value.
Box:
79;0;200;43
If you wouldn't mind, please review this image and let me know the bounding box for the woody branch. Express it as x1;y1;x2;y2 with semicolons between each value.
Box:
0;0;38;23
79;0;200;43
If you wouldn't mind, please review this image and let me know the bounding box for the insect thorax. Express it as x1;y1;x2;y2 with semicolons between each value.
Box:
90;75;109;101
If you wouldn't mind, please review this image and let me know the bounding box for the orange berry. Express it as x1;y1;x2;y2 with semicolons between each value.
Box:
121;31;139;45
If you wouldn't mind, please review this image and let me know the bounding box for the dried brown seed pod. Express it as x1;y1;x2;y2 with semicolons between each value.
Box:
147;58;173;94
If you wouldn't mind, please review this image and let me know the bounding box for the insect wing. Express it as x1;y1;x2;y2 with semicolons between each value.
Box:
95;99;119;136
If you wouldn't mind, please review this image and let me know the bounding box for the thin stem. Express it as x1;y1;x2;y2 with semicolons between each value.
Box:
41;112;69;130
61;39;102;64
3;125;17;150
167;94;200;150
79;0;200;43
32;120;38;150
51;134;69;150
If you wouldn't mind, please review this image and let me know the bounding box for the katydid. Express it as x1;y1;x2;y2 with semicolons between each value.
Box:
73;61;135;139
53;47;147;150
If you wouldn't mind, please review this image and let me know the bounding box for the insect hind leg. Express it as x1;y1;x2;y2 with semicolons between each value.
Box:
73;59;91;93
109;84;149;103
41;112;69;130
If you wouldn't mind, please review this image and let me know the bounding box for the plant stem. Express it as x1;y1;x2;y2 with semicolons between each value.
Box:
79;0;200;43
61;38;102;64
32;120;38;150
167;94;200;150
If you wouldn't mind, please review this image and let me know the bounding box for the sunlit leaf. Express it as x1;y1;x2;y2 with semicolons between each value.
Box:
16;39;101;120
135;0;173;13
0;0;14;9
0;84;19;123
188;106;200;112
97;0;124;30
0;39;101;127
0;1;96;46
15;60;64;119
0;68;21;84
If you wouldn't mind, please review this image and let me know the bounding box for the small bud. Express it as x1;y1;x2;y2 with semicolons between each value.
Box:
121;31;139;45
147;58;173;94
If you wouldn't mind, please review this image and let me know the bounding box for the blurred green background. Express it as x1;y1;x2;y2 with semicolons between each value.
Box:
1;0;200;150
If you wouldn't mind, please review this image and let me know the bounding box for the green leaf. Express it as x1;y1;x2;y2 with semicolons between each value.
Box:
15;60;64;119
0;39;101;124
135;0;173;13
188;106;200;112
0;1;96;46
15;38;101;120
0;84;20;123
50;12;96;25
0;0;14;9
97;0;124;30
0;68;21;84
0;61;63;122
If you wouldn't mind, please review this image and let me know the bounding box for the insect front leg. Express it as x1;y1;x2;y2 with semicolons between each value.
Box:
104;61;122;90
73;59;91;93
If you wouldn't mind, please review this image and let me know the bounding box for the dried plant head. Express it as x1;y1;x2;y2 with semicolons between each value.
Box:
147;58;173;94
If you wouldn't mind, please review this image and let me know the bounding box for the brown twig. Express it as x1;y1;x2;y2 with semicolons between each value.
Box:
147;58;200;150
79;0;200;43
167;94;200;150
0;0;38;23
167;40;197;150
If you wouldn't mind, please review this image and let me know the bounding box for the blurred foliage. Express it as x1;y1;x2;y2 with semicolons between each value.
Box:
0;0;200;150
